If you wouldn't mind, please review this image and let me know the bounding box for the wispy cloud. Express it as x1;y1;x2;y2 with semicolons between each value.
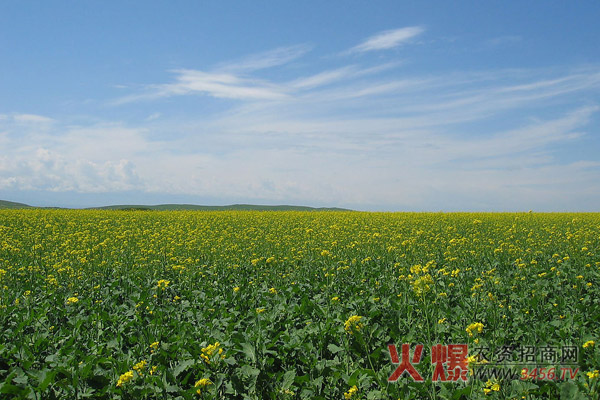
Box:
290;63;401;90
290;66;358;90
160;69;288;100
348;26;425;53
3;113;55;124
112;45;315;105
218;44;312;72
113;69;289;104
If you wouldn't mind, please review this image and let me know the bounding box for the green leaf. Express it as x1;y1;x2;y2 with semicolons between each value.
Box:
282;370;295;390
367;390;383;399
36;369;57;391
327;343;344;354
240;343;256;363
173;359;195;378
559;382;583;399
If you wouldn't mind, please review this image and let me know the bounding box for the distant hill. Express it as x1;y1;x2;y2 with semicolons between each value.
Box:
0;200;32;209
0;200;350;211
92;204;351;211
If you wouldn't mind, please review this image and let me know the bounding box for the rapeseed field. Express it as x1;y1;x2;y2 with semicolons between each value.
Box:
0;210;598;399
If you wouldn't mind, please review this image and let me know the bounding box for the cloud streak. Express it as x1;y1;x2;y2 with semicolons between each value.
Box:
348;26;425;53
218;44;312;72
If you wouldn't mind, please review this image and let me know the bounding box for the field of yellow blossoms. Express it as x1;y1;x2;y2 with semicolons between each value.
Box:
0;210;598;399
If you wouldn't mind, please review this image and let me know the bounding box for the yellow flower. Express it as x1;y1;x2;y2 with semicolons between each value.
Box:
133;360;147;372
233;286;240;293
344;385;358;399
157;279;170;290
195;378;212;395
331;296;340;302
66;296;79;305
269;287;277;294
201;342;224;363
587;370;599;379
116;370;134;387
466;322;484;337
411;273;434;296
483;379;500;394
583;340;595;349
438;318;447;324
150;341;159;350
256;307;266;313
344;315;364;334
195;378;212;386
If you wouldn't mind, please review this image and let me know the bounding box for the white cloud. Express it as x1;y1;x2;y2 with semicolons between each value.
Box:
348;26;425;53
290;63;401;90
291;66;357;89
114;69;289;104
0;113;55;124
13;114;55;123
167;69;289;100
0;121;148;193
1;148;141;193
219;44;311;71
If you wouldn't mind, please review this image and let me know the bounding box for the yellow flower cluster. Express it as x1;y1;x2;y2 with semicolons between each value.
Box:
116;370;134;387
343;385;358;399
587;370;599;379
157;279;170;290
344;315;364;334
133;360;147;372
466;322;484;337
412;274;433;296
201;342;224;363
583;340;595;348
66;296;79;305
195;378;212;395
483;379;500;394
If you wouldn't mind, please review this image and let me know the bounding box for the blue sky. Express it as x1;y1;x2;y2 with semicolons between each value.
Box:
1;1;599;210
